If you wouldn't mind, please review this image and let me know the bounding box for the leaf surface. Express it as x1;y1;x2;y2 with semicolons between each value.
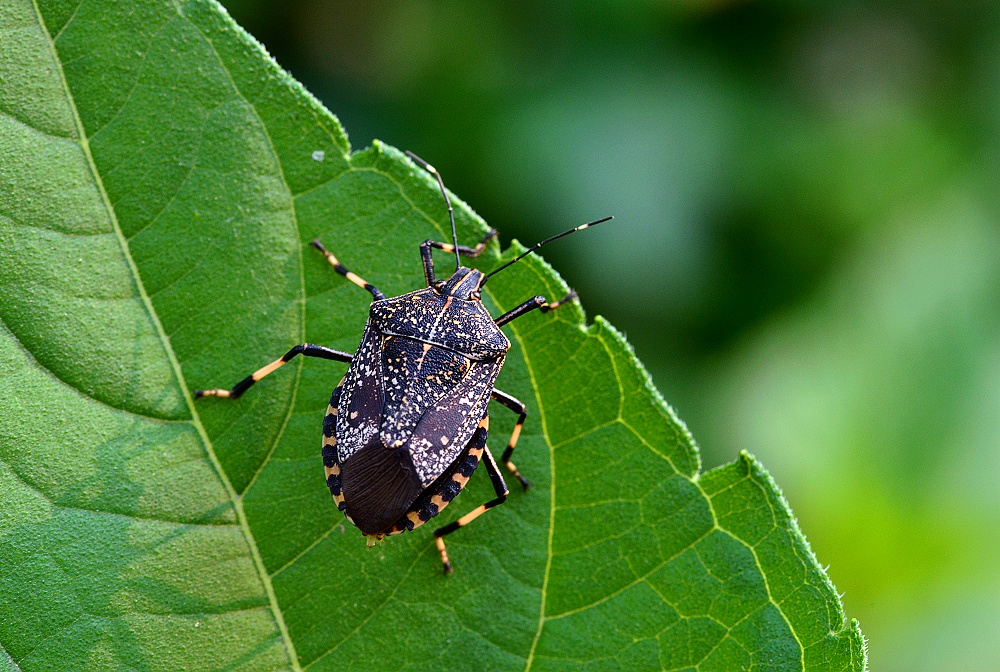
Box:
0;1;866;670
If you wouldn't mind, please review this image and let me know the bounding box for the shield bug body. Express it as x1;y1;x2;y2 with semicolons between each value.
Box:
195;152;610;572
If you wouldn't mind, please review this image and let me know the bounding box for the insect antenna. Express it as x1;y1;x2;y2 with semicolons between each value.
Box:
483;216;613;283
406;151;462;270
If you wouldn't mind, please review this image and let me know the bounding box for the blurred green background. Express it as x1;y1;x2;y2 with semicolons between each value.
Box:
219;0;1000;668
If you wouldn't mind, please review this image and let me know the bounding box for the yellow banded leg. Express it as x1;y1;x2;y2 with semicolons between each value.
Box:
387;417;489;538
426;229;497;256
495;290;579;328
419;229;498;286
435;537;451;572
406;149;499;283
491;388;530;490
433;445;509;574
540;289;578;313
310;239;386;301
194;344;352;400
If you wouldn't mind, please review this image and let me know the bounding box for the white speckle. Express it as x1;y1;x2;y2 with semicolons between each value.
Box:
311;150;325;162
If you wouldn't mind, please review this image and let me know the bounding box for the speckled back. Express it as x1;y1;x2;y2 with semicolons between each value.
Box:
370;288;509;361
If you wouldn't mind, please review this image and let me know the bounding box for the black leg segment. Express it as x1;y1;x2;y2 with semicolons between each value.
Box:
494;289;578;328
311;239;386;301
406;150;463;271
420;228;498;286
491;388;530;490
433;446;509;574
194;344;353;400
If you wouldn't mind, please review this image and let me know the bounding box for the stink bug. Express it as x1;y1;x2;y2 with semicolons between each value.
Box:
195;151;610;573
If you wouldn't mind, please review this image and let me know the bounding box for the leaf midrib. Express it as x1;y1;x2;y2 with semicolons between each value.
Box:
29;2;302;669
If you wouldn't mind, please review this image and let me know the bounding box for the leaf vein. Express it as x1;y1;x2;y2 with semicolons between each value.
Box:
50;0;85;42
716;527;805;664
269;521;344;579
86;15;177;142
544;523;716;621
301;543;431;669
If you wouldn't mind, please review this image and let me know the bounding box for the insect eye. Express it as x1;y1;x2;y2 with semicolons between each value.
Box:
471;291;481;300
433;281;445;292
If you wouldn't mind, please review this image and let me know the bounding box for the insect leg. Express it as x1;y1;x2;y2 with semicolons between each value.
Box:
194;344;352;400
490;389;530;490
310;239;386;301
539;289;577;313
433;446;509;574
420;229;498;286
405;150;462;271
494;290;578;327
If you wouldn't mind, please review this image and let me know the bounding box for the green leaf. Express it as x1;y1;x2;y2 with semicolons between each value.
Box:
0;0;867;670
